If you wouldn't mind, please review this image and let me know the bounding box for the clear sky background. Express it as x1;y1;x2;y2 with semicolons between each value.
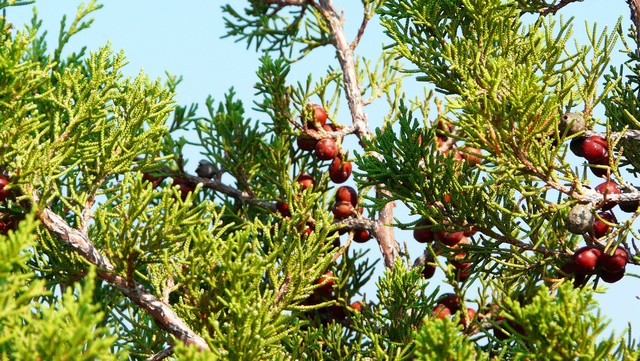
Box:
5;0;639;342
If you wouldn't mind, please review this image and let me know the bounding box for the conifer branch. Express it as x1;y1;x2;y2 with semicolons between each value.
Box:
33;192;211;352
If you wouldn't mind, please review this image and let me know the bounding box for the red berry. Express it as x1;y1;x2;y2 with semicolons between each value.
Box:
592;211;614;238
460;146;482;166
437;230;465;246
594;181;621;210
311;104;328;128
599;269;625;283
350;301;364;313
297;174;316;190
570;137;585;157
353;229;371;243
581;136;608;163
332;201;354;219
436;293;460;313
315;138;340;160
0;176;10;200
421;263;436;279
297;135;318;151
276;201;291;217
460;308;476;328
450;259;473;282
598;247;628;273
173;178;194;201
432;304;452;320
413;219;435;243
314;271;334;297
142;172;165;189
329;156;352;183
335;186;358;207
573;246;602;275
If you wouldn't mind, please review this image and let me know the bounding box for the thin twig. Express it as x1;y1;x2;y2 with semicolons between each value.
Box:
539;0;584;16
146;346;174;361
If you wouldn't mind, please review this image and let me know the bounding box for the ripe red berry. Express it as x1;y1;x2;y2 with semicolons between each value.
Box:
276;201;291;217
297;174;316;190
421;263;436;279
297;135;318;151
573;246;602;275
437;230;465;247
460;146;482;166
598;247;628;273
312;104;328;128
450;259;473;282
315;138;340;160
332;201;354;219
592;211;614;238
315;271;334;297
599;269;625;283
173;178;194;201
594;181;621;210
0;175;10;201
353;229;371;243
570;137;585;157
460;308;476;328
329;156;352;183
336;186;358;207
436;293;460;313
413;219;435;243
432;304;452;320
350;301;364;314
581;135;608;163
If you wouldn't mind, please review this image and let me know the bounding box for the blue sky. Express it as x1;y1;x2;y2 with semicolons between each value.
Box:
5;0;639;342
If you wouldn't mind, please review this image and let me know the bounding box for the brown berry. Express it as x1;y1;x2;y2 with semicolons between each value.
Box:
566;203;594;234
436;293;460;313
460;308;476;328
350;301;364;313
173;178;194;201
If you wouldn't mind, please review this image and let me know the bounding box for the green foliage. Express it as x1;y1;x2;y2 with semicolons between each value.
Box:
1;0;639;360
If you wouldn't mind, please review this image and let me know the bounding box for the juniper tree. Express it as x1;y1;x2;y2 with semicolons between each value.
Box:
1;0;640;360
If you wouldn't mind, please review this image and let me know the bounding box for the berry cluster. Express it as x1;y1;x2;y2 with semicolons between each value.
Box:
562;245;629;285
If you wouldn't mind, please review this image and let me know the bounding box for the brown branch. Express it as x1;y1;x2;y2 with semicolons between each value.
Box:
146;346;174;361
628;0;640;56
539;0;584;16
34;192;210;351
312;0;400;269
